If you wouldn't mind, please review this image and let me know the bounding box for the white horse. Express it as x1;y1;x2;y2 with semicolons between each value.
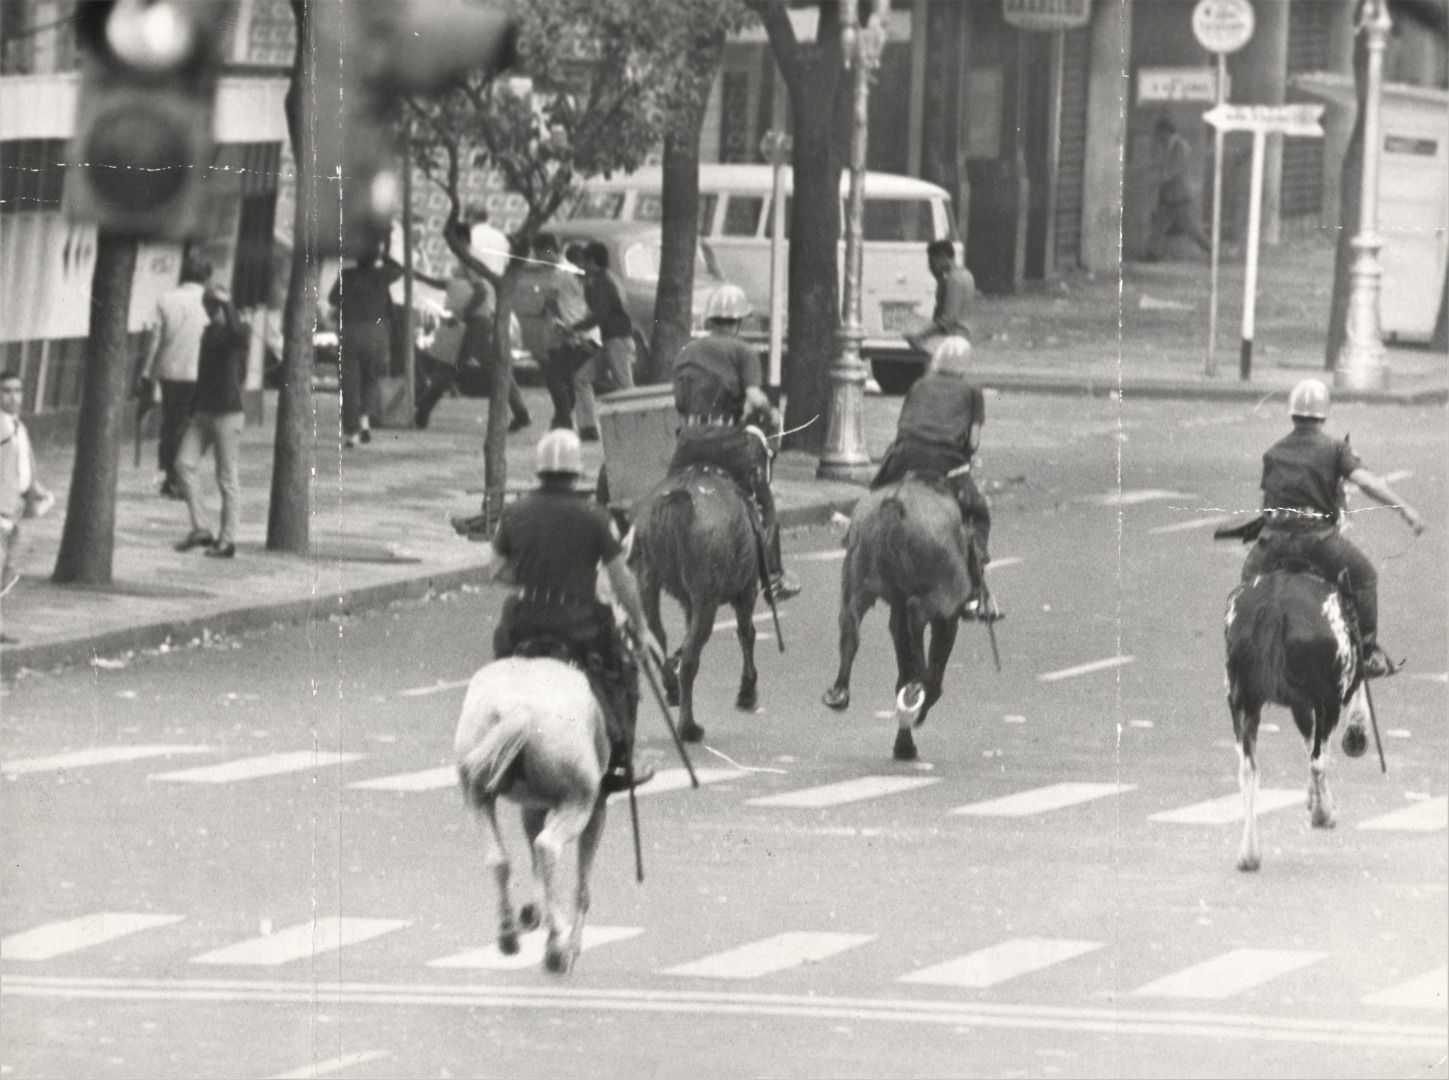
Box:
454;656;610;973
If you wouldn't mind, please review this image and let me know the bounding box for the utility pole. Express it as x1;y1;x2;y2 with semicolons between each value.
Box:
818;0;885;483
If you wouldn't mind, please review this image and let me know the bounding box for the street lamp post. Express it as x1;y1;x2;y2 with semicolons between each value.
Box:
1335;0;1392;391
817;0;885;483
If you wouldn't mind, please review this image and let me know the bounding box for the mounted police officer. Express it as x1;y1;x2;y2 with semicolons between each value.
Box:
871;337;996;616
487;429;664;793
1241;378;1424;678
668;284;800;601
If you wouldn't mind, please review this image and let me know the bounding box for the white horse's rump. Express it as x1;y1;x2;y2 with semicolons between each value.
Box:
454;657;610;973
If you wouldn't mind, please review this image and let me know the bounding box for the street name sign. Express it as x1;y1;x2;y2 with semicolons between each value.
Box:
1192;0;1254;54
1003;0;1092;32
1138;67;1224;104
1203;103;1326;137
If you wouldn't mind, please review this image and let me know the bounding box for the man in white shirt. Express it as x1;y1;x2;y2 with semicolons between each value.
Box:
139;256;211;497
466;208;511;279
1;370;55;640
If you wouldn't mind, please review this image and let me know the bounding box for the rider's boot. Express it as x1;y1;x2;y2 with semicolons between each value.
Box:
961;540;1003;622
600;742;654;795
1361;639;1400;680
595;677;654;795
764;523;801;602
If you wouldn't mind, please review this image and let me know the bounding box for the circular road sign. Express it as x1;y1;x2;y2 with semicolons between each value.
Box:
1192;0;1255;54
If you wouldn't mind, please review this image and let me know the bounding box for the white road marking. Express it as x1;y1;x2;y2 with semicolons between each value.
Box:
1150;789;1302;826
1037;656;1136;682
1;914;184;962
269;1050;390;1079
1262;723;1280;733
608;768;743;803
397;678;472;698
661;932;875;979
4;976;1443;1049
1356;797;1447;833
712;612;785;632
2;745;212;775
794;549;847;562
189;918;409;966
1128;720;1153;729
349;766;456;793
1410;672;1448;684
153;751;365;784
951;782;1134;818
1086;489;1192;506
1363;966;1448;1010
1384;729;1412;739
427;926;642;971
747;775;940;809
1148;516;1233;535
1132;949;1326;1000
985;556;1022;572
899;938;1102;989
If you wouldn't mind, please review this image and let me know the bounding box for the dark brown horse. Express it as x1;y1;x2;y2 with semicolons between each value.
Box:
824;479;979;760
629;465;761;743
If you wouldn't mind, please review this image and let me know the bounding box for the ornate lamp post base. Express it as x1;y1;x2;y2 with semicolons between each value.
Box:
1334;236;1390;391
817;330;874;482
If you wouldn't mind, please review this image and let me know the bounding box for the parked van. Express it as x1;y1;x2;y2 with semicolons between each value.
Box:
563;164;963;392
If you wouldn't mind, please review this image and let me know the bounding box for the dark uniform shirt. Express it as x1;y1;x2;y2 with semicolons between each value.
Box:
672;335;762;420
1259;427;1362;525
897;374;984;455
492;488;622;603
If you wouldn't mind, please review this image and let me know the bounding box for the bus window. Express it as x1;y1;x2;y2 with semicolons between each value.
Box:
721;195;765;237
862;198;937;242
636;192;717;234
569;191;626;221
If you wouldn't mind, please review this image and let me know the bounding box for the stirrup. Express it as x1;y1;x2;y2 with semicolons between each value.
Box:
767;572;801;601
1362;645;1401;680
962;592;1004;622
601;762;654;794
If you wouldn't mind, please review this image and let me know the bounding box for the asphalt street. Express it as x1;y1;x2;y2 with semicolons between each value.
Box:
2;395;1445;1079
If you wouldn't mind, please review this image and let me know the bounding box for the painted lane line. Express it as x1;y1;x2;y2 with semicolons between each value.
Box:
1132;949;1325;1000
985;556;1022;572
428;926;642;971
349;766;456;793
153;751;365;784
794;549;847;562
899;938;1102;989
269;1050;390;1079
1356;796;1447;833
189;918;409;966
1150;789;1302;826
1;914;184;962
1410;672;1448;684
1149;516;1233;535
397;678;472;698
1037;656;1135;682
608;768;743;803
951;782;1134;818
661;932;875;979
747;775;939;809
2;745;212;776
1086;489;1192;507
3;977;1443;1050
1363;966;1448;1010
712;612;787;632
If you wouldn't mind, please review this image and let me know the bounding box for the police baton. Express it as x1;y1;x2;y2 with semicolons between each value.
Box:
1362;675;1388;775
627;632;699;788
624;761;645;883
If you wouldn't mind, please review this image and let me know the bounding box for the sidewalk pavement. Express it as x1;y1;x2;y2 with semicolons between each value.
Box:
3;236;1443;676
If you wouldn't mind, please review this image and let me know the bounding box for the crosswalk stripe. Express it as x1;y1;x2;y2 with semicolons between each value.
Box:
985;555;1022;571
349;766;457;793
1132;949;1325;1000
1149;516;1231;535
153;751;365;784
1087;489;1191;506
1150;789;1303;826
898;937;1102;988
746;775;939;809
661;931;875;979
794;549;847;562
951;782;1134;818
269;1050;390;1079
1356;797;1447;833
1363;966;1448;1010
427;926;642;971
609;768;743;803
2;745;213;775
1;913;184;962
397;678;472;698
1037;656;1135;682
712;613;785;632
189;918;409;966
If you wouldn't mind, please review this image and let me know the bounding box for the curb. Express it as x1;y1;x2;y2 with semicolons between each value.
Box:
970;371;1449;406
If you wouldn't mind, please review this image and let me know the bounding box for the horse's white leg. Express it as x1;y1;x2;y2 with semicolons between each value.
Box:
1302;706;1336;830
1233;698;1262;872
568;797;608;968
731;591;758;711
518;807;546;932
475;798;522;952
535;796;597;975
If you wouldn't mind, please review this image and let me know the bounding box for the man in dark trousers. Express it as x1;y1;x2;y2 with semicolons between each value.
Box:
573;241;636;394
1147;116;1211;260
329;244;402;448
140;255;211;497
487;429;663;794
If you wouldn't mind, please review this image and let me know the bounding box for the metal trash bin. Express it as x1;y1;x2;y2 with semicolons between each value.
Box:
596;385;678;511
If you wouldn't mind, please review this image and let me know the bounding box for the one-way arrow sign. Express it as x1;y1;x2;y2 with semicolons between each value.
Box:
1203;102;1326;137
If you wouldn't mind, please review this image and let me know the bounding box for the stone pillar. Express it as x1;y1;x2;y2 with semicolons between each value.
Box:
1079;0;1129;273
1234;0;1289;244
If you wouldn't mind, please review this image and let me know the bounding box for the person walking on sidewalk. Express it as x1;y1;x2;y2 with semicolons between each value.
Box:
533;234;596;436
1;370;55;641
573;241;636;395
174;291;250;560
330;244;403;448
139;255;211;498
907;241;974;357
1146;116;1211;260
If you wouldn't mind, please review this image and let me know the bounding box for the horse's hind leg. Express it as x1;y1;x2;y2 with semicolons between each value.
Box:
677;601;717;744
824;577;872;711
917;616;959;727
534;796;598;974
640;574;677;706
474;798;523;952
731;591;759;711
1231;688;1262;872
888;602;915;694
1300;704;1336;830
569;797;608;970
516;807;546;932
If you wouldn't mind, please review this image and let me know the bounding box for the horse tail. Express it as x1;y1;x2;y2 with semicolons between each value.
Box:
1226;584;1290;712
637;486;696;589
457;710;530;807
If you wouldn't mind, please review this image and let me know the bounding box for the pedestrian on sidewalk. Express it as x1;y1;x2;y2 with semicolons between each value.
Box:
139;255;211;498
565;243;603;441
1;370;55;641
173;290;250;560
573;240;637;396
1146;116;1211;261
532;234;595;435
906;241;974;358
330;243;403;448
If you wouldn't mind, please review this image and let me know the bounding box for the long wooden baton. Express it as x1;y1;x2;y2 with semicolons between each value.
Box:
634;644;699;787
977;574;1002;673
625;763;645;883
1362;676;1387;774
754;528;785;653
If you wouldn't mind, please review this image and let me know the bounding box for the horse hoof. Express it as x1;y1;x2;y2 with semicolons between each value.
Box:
1311;810;1337;830
893;731;917;761
518;903;541;931
736;684;758;711
681;721;705;744
544;946;573;975
1236;853;1261;873
822;687;850;711
1342;725;1368;758
498;931;520;956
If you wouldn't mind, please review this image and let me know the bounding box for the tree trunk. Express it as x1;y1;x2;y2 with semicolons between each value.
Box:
52;231;137;585
1324;6;1368;371
267;0;315;552
650;127;704;384
482;268;518;530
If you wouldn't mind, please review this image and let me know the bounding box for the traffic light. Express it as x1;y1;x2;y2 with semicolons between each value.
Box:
64;0;230;239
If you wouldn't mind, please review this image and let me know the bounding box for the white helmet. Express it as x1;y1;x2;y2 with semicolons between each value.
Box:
704;284;752;323
928;336;972;379
535;428;583;476
1288;378;1330;420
